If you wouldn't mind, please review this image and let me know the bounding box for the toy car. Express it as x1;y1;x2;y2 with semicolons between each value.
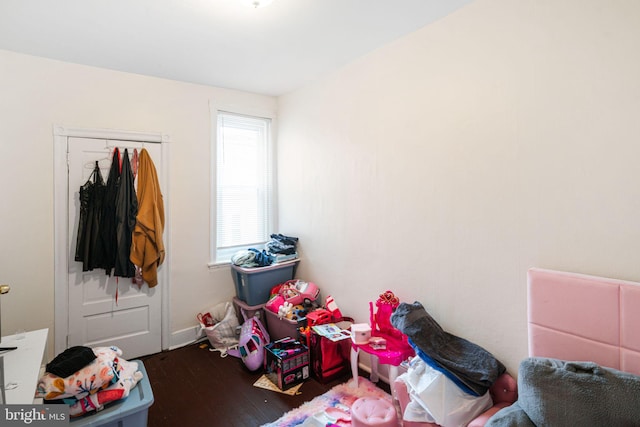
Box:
279;280;320;306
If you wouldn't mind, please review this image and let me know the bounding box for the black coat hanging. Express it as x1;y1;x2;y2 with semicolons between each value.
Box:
75;161;106;272
101;148;120;276
114;148;138;278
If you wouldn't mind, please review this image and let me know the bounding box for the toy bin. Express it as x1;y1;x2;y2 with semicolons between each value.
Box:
231;259;299;306
71;360;154;427
264;307;306;341
232;296;265;325
264;338;310;390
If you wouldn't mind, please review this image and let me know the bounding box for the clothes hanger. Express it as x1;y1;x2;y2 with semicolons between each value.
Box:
83;143;118;170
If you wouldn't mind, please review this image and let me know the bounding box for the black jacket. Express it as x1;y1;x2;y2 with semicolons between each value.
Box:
114;148;138;278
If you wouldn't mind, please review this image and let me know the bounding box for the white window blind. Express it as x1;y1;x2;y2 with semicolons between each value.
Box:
215;112;273;262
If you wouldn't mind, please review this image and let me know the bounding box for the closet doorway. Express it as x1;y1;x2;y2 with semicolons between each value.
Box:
54;126;170;359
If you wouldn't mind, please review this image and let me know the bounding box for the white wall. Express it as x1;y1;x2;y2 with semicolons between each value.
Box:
277;0;640;374
2;0;639;376
0;49;276;358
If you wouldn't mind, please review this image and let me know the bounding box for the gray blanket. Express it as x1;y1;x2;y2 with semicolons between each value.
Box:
487;357;640;426
390;301;506;396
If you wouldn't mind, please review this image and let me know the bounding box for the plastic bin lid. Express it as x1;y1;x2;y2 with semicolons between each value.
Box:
230;258;299;273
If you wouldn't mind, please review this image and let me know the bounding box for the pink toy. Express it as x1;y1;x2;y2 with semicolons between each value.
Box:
371;290;402;339
265;293;285;314
325;295;343;319
278;279;321;306
351;290;414;389
265;280;321;315
351;397;398;427
228;308;270;371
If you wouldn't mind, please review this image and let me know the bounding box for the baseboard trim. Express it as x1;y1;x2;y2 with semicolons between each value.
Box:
169;325;204;350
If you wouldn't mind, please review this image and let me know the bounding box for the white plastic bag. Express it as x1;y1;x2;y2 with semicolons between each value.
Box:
399;356;492;427
198;302;240;352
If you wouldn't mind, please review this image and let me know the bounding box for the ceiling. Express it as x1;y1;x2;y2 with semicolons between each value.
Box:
0;0;473;96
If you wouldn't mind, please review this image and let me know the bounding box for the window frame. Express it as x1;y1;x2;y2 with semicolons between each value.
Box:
209;103;277;267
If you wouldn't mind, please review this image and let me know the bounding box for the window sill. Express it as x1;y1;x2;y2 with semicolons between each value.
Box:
207;261;231;270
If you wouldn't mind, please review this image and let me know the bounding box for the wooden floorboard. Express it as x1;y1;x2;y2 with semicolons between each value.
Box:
139;342;364;426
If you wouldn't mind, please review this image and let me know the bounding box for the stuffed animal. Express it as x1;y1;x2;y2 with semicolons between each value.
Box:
278;301;293;319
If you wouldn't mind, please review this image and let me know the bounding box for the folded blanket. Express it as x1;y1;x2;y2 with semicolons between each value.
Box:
391;301;505;396
68;358;143;417
44;357;144;417
488;357;640;426
36;346;124;400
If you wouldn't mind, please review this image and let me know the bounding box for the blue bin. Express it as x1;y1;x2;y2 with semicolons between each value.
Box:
70;360;154;427
231;259;299;305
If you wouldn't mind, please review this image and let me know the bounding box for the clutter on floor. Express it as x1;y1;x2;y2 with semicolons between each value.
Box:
390;300;508;426
196;300;240;356
261;377;393;427
197;236;356;392
348;291;415;389
228;307;271;371
305;323;352;384
264;337;310;390
391;301;506;396
253;374;303;396
195;233;354;391
36;345;152;423
264;279;321;340
197;236;514;427
351;396;399;427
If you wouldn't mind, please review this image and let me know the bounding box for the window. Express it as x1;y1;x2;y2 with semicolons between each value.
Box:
213;111;274;264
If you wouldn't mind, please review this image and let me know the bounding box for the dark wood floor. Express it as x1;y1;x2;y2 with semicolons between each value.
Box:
139;341;355;426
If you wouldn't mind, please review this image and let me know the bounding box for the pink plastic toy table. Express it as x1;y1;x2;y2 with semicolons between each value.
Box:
351;292;415;393
350;333;415;390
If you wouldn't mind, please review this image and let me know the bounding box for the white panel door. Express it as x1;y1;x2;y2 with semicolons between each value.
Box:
66;137;163;359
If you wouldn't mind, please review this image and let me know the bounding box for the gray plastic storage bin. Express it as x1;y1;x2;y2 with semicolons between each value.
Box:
264;307;305;341
231;259;299;306
232;296;265;324
71;360;154;427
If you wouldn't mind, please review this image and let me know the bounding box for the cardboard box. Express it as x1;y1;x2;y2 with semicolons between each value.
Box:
231;259;299;306
264;338;309;390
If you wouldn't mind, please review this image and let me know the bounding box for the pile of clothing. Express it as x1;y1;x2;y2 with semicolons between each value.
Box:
36;346;143;418
265;234;299;262
391;301;506;426
231;234;299;267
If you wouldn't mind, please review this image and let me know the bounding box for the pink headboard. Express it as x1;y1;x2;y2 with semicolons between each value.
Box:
528;268;640;376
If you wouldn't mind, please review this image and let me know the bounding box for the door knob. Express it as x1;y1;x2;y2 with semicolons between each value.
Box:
0;285;9;294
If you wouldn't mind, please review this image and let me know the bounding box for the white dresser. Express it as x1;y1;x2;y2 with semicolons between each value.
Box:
1;328;48;404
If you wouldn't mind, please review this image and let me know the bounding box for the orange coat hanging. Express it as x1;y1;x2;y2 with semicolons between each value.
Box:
130;148;165;287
